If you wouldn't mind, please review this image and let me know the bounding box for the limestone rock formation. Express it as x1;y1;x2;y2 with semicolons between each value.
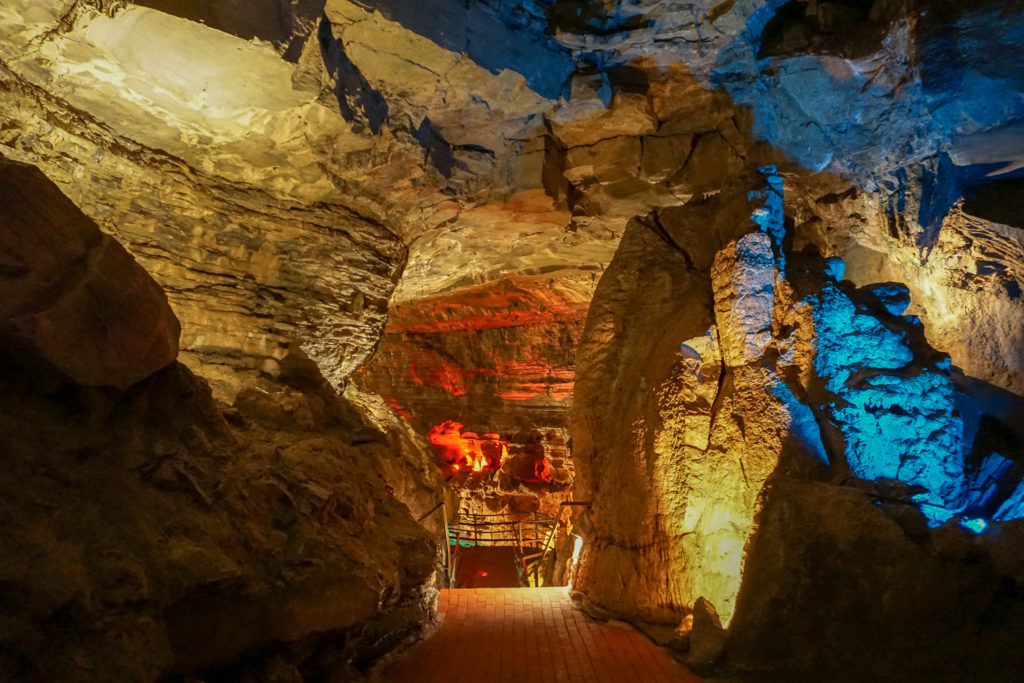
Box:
572;168;1024;677
0;159;442;682
711;232;777;367
571;173;783;625
725;479;1024;680
0;359;440;682
0;1;412;401
0;156;179;389
1;0;1024;679
359;272;587;434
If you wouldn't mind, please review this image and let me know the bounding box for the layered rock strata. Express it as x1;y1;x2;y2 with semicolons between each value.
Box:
0;160;443;682
0;156;179;389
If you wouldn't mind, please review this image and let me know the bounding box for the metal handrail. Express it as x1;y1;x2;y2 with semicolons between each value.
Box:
528;501;592;586
417;500;452;587
444;507;594;586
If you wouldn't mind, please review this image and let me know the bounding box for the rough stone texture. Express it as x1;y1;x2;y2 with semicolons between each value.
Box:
0;156;179;388
0;0;1020;413
0;37;407;400
0;358;440;682
570;178;788;625
572;168;1024;676
793;175;1024;400
360;273;589;434
2;0;1024;679
786;261;965;522
723;478;1024;680
342;384;454;536
711;232;776;367
0;163;444;681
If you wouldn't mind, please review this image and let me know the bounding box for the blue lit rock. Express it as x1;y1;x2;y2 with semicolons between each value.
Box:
823;257;845;282
863;282;912;317
995;483;1024;522
791;269;965;523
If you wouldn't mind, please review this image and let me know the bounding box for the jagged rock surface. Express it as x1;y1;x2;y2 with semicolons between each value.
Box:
1;0;1024;679
359;272;588;433
724;479;1024;680
570;175;785;624
0;360;440;682
0;163;442;682
572;168;1024;677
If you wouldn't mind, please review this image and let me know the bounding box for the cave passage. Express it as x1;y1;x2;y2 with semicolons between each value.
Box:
3;0;1024;681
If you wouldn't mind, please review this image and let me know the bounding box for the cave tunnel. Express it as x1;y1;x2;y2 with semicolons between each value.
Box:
2;1;1024;681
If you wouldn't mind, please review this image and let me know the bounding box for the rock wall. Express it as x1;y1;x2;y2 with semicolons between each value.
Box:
2;0;1024;678
360;272;587;434
570;171;778;624
0;360;442;682
0;156;179;388
0;160;442;682
0;28;406;399
571;167;1024;677
724;479;1024;680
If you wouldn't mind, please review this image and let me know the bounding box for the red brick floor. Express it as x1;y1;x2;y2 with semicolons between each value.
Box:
382;588;701;683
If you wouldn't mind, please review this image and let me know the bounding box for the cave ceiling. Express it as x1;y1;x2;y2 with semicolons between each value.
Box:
1;0;1023;415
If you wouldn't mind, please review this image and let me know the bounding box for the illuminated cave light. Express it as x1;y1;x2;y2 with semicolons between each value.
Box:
428;420;508;474
566;535;585;591
810;280;964;526
427;421;554;482
960;518;988;534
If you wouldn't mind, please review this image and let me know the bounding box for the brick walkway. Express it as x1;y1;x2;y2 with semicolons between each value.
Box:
382;588;701;683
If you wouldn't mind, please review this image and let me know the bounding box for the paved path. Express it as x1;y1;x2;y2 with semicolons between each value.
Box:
382;588;701;683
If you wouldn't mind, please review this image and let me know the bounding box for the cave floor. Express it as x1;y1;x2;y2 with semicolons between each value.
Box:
381;588;700;682
453;547;523;588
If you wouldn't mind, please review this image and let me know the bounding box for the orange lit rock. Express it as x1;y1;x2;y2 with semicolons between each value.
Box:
428;420;509;473
360;274;588;436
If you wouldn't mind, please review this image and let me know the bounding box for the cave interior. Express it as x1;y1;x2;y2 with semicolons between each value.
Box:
2;0;1024;680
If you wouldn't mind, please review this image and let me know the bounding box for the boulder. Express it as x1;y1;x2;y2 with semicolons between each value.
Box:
0;359;439;681
0;158;179;389
685;597;728;673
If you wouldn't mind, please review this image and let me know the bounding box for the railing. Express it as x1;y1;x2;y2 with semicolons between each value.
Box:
447;511;554;585
446;501;591;587
417;500;451;586
525;501;590;586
